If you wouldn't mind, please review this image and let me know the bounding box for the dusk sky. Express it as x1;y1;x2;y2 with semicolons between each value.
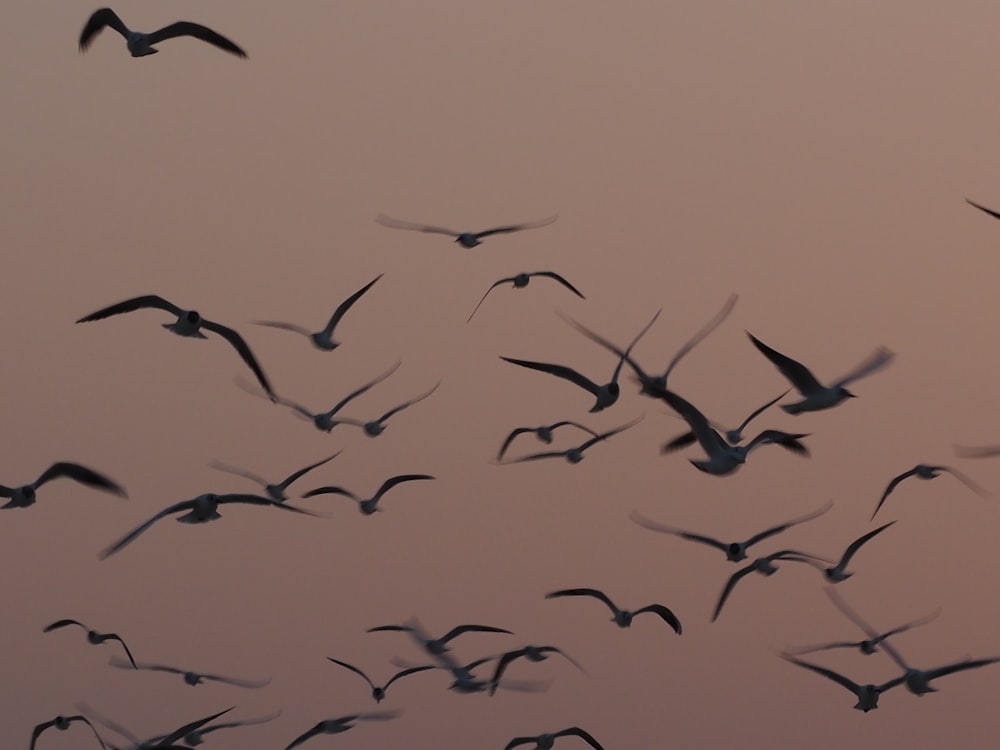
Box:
5;1;1000;748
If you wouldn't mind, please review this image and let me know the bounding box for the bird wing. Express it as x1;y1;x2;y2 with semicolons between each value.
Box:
660;430;698;453
497;427;535;461
940;465;990;497
327;657;375;689
474;215;558;238
79;8;130;50
922;657;1000;683
201;671;271;688
660;293;737;381
557;727;606;750
30;719;57;750
284;723;324;750
832;346;895;388
559;311;656;386
655;388;728;456
279;452;341;490
97;499;198;560
872;468;918;520
467;279;511;322
531;271;585;298
146;22;247;57
42;618;87;633
301;485;358;502
375;214;459;236
733;389;791;433
374;474;435;501
745;499;833;547
635;604;682;634
109;656;178;673
876;607;941;643
383;664;435;688
76;295;183;323
323;274;383;335
835;521;895;571
578;415;643;452
500;356;602;397
99;634;136;668
200;319;276;402
33;461;126;496
746;332;825;395
711;564;759;622
745;430;811;455
252;320;313;337
330;361;402;414
367;624;412;634
823;587;914;671
551;420;599;436
966;197;1000;220
781;655;860;694
439;624;513;644
158;708;235;747
217;493;325;517
629;510;729;553
200;711;282;734
545;588;619;616
377;382;440;422
209;461;269;488
953;443;1000;458
785;640;865;655
504;737;536;750
502;450;569;464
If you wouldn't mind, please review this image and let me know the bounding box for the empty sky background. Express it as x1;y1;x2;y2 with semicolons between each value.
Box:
3;1;1000;748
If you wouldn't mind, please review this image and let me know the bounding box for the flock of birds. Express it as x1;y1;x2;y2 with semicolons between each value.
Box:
14;6;1000;750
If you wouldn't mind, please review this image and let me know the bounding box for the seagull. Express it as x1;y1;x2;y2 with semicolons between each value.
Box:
98;493;321;559
746;332;895;414
375;213;557;248
368;620;513;656
43;619;138;669
209;453;340;502
488;645;584;696
284;712;400;750
780;654;905;712
497;421;599;462
787;598;940;657
629;499;833;562
544;588;681;634
252;274;382;350
0;462;126;509
501;416;642;464
467;271;584;322
152;712;281;747
79;8;246;58
662;389;790;449
712;550;831;622
563;293;737;397
814;521;896;582
332;382;440;437
107;656;270;687
326;658;435;702
504;727;605;750
78;704;234;750
31;715;107;750
872;464;987;520
76;295;276;402
656;388;809;476
966;197;1000;221
302;474;434;515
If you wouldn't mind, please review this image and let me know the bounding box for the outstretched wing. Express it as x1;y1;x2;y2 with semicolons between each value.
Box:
746;332;825;396
76;295;183;323
323;274;383;335
201;319;276;402
375;214;459;237
147;22;247;57
79;8;130;51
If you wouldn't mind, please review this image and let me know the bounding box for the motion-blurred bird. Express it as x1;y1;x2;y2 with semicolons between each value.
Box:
814;521;896;582
504;727;605;750
209;453;340;502
872;464;987;520
79;8;246;57
43;619;137;669
662;389;790;449
108;656;270;687
966;197;1000;221
153;712;281;747
488;645;584;696
332;382;440;437
284;712;400;750
501;417;642;465
468;271;583;322
375;213;557;248
497;421;599;461
545;588;681;634
303;474;434;515
0;462;126;509
31;715;107;750
368;620;513;656
712;551;831;622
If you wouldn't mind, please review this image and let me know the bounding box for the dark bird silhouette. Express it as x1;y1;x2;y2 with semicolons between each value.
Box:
332;382;440;437
488;645;584;696
375;213;557;248
31;715;107;750
662;388;790;449
872;464;987;520
501;416;642;464
209;453;341;502
79;8;246;57
780;654;905;712
303;474;434;515
326;658;435;702
108;656;270;687
497;421;599;461
815;522;896;582
966;196;1000;221
545;588;681;634
43;619;137;668
368;619;513;656
284;712;400;750
468;271;583;322
0;462;126;509
712;550;831;622
504;727;605;750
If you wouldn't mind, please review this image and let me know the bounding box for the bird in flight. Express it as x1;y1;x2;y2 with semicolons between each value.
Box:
108;656;270;687
487;645;584;696
662;388;790;450
284;711;400;750
43;619;138;669
0;462;126;509
872;464;987;520
780;654;905;712
368;619;512;656
497;421;599;462
79;8;247;58
209;452;341;502
332;382;440;437
501;416;642;465
545;588;681;634
807;521;896;582
712;550;831;622
504;727;606;750
467;271;583;322
31;715;107;750
326;658;435;702
375;213;557;248
966;197;1000;221
303;474;434;515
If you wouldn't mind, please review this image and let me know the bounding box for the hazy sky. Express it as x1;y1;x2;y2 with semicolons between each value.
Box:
4;1;1000;748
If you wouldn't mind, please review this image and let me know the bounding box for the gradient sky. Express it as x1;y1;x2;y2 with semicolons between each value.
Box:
4;1;1000;748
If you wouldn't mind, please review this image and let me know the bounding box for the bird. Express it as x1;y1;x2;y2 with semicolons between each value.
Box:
78;704;234;750
497;421;599;462
746;332;895;414
152;712;282;747
814;521;896;582
107;656;270;687
966;197;1000;221
79;8;246;57
331;382;440;437
500;416;643;464
252;274;382;350
544;588;681;634
76;295;276;402
0;462;126;509
368;620;513;656
43;619;138;669
375;213;557;248
302;474;434;515
209;453;340;502
656;388;809;476
563;293;737;397
629;499;833;562
98;493;322;559
487;645;584;696
31;715;107;750
662;389;790;449
467;271;584;322
284;712;400;750
711;550;831;622
326;658;435;702
872;464;987;520
504;727;606;750
780;654;905;712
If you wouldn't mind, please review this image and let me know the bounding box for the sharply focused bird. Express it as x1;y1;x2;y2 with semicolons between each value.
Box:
467;271;584;322
872;464;987;520
545;588;681;634
488;645;584;696
368;619;512;656
284;712;400;750
504;727;606;750
501;416;642;464
79;8;246;57
302;474;434;515
253;275;382;350
780;654;905;712
326;658;435;702
497;421;599;461
712;551;831;622
98;493;321;559
0;462;126;509
629;499;833;563
42;619;138;668
209;453;340;502
746;332;895;414
375;213;557;248
108;656;271;687
76;295;276;401
31;715;107;750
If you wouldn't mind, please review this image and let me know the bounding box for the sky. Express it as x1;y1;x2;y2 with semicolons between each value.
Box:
3;1;1000;748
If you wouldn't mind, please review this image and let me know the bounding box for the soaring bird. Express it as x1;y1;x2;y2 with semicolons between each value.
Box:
501;416;642;465
712;551;831;622
368;619;512;656
253;275;382;350
284;712;399;750
504;727;605;750
746;332;894;414
872;464;987;520
488;645;584;696
467;271;584;322
209;453;341;502
375;213;557;248
42;619;138;668
76;295;276;401
108;656;270;687
31;715;107;750
545;588;681;634
79;8;246;57
98;493;321;559
497;421;599;462
331;382;440;437
302;474;434;515
326;658;435;702
151;712;281;747
780;655;905;712
629;499;832;563
0;462;126;509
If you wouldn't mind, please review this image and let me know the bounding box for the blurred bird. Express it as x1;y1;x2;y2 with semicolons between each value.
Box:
662;389;790;449
253;274;382;350
505;727;605;750
0;462;126;509
368;620;512;656
488;645;584;696
813;521;896;582
497;421;599;462
302;474;434;515
375;213;557;248
780;654;905;712
108;656;270;687
468;271;583;322
746;332;894;414
77;704;234;750
332;382;440;437
76;295;275;401
209;453;340;502
326;658;435;702
501;416;642;464
43;619;137;669
872;464;987;520
712;551;831;622
284;712;400;750
79;8;247;57
545;588;681;634
152;712;281;747
31;715;107;750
